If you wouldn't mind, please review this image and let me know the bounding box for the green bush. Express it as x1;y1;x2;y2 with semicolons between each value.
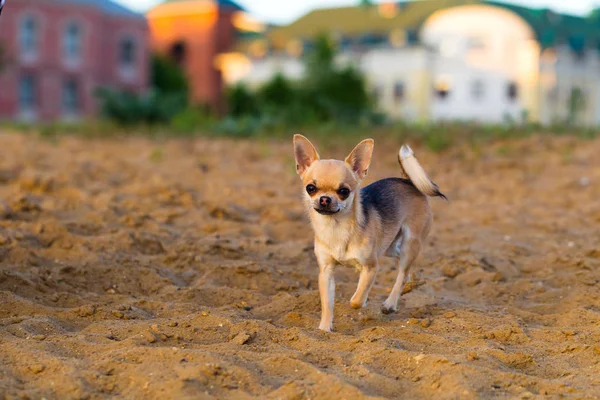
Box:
227;83;259;117
213;115;262;137
170;107;214;134
95;89;187;125
151;54;188;96
302;34;372;123
222;32;376;130
96;53;189;126
258;73;295;108
305;65;371;123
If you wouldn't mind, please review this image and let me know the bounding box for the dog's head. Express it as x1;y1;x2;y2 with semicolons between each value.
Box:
293;134;374;216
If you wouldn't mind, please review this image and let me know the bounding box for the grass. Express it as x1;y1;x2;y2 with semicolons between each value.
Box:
2;119;598;154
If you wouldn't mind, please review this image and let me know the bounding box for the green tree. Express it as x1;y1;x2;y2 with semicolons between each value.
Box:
151;54;188;95
223;32;375;128
303;33;371;122
305;33;336;77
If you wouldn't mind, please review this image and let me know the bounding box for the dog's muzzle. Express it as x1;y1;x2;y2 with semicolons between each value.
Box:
314;207;340;215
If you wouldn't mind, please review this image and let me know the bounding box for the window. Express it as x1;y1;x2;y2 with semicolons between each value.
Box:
19;75;36;111
393;81;404;104
358;33;386;47
507;82;518;101
471;79;484;100
63;22;82;61
62;79;79;114
20;15;39;56
170;41;187;65
119;37;136;68
406;29;418;45
339;36;352;51
434;76;451;99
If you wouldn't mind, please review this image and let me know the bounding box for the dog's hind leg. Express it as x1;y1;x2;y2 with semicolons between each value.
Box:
381;228;422;314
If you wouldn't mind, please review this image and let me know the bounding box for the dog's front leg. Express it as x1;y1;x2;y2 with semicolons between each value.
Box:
316;251;336;332
350;261;378;309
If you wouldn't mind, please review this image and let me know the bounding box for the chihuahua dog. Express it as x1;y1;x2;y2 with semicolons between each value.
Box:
293;135;446;332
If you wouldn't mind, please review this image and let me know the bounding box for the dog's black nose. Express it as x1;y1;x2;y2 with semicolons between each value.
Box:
319;196;332;206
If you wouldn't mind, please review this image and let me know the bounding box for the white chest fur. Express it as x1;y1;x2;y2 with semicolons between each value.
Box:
311;215;366;269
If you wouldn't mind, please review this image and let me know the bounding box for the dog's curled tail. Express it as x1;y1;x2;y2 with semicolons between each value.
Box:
398;145;447;200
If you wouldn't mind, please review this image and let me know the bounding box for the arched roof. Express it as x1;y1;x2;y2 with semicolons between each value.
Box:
248;0;600;53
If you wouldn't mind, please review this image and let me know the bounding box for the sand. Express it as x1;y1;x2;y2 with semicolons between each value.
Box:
0;132;599;399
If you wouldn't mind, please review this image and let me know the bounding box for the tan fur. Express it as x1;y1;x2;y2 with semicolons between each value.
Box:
293;135;443;332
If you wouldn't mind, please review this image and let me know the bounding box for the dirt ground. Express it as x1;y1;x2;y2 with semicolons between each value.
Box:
0;132;599;400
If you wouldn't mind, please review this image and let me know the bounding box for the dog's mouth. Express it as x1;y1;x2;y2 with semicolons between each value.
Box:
314;208;340;215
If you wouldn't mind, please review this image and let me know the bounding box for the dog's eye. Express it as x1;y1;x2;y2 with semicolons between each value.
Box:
306;184;317;195
338;188;350;197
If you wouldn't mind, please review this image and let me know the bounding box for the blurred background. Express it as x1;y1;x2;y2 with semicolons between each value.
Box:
1;0;600;133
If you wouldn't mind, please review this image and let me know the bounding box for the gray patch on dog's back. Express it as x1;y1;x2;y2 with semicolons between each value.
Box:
360;178;420;227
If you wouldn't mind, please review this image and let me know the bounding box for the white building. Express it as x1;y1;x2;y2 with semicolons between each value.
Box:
218;1;600;126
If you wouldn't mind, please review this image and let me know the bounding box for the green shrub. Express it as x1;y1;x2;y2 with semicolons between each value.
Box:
213;115;262;137
96;53;189;126
151;54;188;96
223;32;375;129
302;34;372;123
170;107;214;134
227;83;259;117
95;89;187;125
258;73;295;108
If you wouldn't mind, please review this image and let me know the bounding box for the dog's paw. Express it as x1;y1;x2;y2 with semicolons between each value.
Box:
318;322;333;332
350;299;367;309
381;302;397;315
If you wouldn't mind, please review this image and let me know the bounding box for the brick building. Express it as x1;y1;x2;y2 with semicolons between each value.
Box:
0;0;149;122
147;0;261;113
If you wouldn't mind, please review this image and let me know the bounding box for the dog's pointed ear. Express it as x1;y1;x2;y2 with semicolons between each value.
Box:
293;134;320;175
345;139;374;179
